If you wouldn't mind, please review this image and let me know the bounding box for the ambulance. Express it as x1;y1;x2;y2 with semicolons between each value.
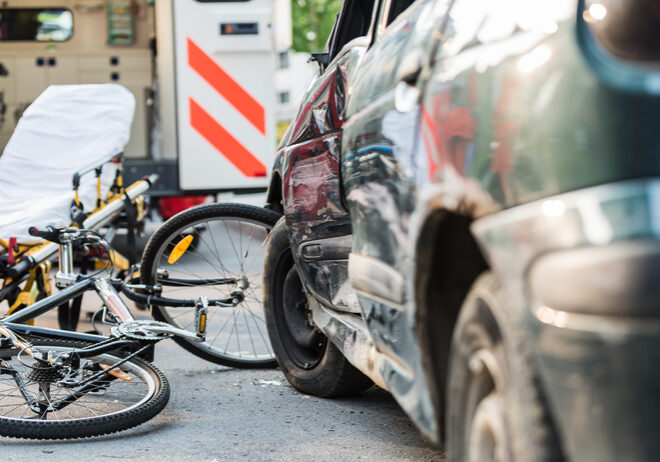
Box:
0;0;291;196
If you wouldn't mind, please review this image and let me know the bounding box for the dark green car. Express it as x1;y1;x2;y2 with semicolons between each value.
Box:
265;0;660;460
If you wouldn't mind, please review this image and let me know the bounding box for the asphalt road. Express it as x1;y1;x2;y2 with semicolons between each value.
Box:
0;327;444;462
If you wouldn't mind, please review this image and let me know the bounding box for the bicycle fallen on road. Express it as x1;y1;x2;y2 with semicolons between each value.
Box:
0;209;278;439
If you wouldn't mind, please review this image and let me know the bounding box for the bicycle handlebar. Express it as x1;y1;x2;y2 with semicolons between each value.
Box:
28;225;61;244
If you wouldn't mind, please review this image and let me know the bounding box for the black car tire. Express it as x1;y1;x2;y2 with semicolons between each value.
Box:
263;218;372;397
447;272;563;462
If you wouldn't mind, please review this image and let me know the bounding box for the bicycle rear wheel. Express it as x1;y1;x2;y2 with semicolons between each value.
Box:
141;203;280;368
0;339;169;439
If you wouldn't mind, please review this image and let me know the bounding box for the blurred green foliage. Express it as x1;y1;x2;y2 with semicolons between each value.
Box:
291;0;342;53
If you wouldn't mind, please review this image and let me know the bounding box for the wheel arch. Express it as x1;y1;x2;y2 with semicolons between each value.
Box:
414;207;489;443
266;171;283;214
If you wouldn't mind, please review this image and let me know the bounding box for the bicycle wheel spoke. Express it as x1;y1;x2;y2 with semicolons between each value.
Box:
223;310;239;355
223;220;245;273
242;223;259;264
243;237;269;277
241;307;258;358
208;309;235;347
206;221;233;276
245;305;270;350
238;221;244;261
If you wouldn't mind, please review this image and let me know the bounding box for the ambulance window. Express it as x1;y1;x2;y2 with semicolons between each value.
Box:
0;8;73;42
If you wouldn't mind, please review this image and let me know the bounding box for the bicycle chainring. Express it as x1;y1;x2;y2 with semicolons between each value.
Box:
110;320;173;342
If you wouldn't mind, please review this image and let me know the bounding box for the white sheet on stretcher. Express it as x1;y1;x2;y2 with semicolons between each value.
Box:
0;84;135;244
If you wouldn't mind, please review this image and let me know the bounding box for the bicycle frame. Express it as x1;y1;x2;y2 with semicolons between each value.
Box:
1;218;248;352
3;277;129;325
1;274;205;343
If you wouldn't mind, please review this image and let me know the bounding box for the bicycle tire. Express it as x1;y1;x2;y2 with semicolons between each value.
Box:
0;339;169;439
141;203;280;368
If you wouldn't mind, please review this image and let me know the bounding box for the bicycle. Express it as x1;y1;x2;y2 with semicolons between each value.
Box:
17;198;281;369
0;219;275;439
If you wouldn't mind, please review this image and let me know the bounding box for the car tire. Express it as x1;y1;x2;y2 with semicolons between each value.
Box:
263;218;373;397
447;272;563;462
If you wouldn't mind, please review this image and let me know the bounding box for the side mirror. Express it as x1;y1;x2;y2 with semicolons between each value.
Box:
0;63;8;77
308;52;330;71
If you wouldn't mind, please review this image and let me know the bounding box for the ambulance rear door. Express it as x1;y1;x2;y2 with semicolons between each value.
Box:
171;0;276;191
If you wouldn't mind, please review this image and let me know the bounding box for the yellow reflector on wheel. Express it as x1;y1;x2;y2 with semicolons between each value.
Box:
168;235;194;264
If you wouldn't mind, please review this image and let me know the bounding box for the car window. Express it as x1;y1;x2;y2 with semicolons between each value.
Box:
328;0;377;61
386;0;417;26
0;8;73;42
345;0;448;114
372;0;419;44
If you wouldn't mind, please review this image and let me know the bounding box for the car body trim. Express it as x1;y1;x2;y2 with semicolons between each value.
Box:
299;234;352;262
348;252;405;307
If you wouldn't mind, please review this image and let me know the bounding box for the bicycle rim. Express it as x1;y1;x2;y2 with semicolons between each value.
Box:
146;211;276;367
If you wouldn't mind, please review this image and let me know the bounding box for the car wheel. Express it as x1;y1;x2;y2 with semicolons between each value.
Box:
447;272;563;462
263;218;372;397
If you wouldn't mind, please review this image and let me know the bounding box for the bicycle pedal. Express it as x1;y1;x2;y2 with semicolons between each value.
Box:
195;296;209;341
101;364;133;382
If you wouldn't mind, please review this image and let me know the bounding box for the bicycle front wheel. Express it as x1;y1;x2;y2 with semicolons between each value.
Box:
141;203;280;368
0;340;169;439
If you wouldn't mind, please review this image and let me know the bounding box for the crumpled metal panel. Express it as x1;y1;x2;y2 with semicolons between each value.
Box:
275;49;365;311
282;135;350;246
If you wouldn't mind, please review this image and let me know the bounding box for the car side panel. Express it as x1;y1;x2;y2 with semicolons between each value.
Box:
340;0;451;437
279;48;365;309
419;0;660;456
